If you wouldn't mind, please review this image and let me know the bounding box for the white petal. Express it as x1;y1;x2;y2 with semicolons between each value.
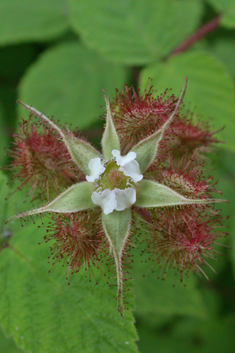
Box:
114;188;136;211
91;189;117;215
120;160;143;182
86;158;105;182
112;150;136;167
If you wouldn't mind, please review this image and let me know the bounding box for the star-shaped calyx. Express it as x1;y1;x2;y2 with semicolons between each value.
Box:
7;79;224;317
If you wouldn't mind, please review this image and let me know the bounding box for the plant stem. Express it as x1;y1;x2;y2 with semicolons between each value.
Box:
169;15;221;57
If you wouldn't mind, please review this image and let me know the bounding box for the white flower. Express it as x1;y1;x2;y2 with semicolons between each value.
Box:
86;150;143;214
91;189;117;215
85;158;105;182
114;188;136;211
111;150;143;182
91;188;136;215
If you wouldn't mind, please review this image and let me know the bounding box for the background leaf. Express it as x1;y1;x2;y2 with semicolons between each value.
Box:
207;0;233;11
137;314;235;353
212;150;235;277
0;172;10;233
221;3;235;28
0;217;138;353
18;42;129;129
140;50;235;152
68;0;203;64
0;329;22;353
208;34;235;78
130;245;207;320
0;0;69;45
0;104;8;167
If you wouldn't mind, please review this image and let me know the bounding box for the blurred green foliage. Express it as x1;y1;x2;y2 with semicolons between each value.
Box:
0;1;234;352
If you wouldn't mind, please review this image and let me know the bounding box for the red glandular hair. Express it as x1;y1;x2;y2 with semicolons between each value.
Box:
45;209;106;278
138;155;225;279
143;205;226;280
153;155;219;198
110;84;225;278
8;118;83;200
111;85;178;154
111;85;219;160
172;112;219;160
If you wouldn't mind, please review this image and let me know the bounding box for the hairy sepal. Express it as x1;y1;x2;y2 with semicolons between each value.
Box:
17;101;102;175
131;79;188;174
131;129;162;173
102;209;132;318
6;182;95;222
135;179;224;208
62;134;102;175
101;96;120;160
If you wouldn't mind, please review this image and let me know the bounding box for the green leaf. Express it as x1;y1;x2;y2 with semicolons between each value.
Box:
207;0;233;11
137;315;235;353
136;271;208;318
18;42;129;129
221;3;235;28
0;104;8;167
101;97;120;160
17;101;102;175
131;246;207;319
0;172;10;234
102;209;132;317
211;150;235;277
132;80;187;173
0;328;22;353
68;0;203;65
140;51;235;153
210;35;235;78
0;0;69;45
7;182;95;222
135;179;222;208
0;171;34;242
0;220;138;353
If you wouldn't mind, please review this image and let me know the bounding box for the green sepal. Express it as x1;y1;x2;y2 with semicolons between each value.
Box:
101;96;120;160
62;134;102;175
17;101;102;175
102;209;132;318
131;79;187;174
135;179;225;208
131;129;161;173
7;182;95;222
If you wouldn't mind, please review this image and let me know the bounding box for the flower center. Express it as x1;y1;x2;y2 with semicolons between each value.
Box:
93;161;135;192
86;150;143;215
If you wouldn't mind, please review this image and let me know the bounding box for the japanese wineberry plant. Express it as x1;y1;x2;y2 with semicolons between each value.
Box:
6;80;226;317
